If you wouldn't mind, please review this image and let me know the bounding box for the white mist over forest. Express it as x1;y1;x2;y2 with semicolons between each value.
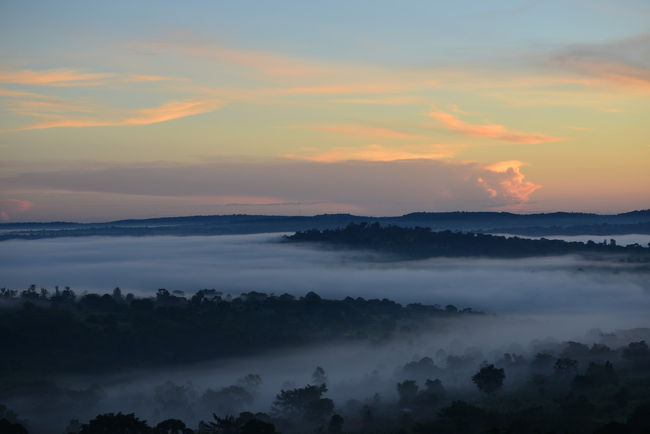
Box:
1;233;649;316
1;233;649;433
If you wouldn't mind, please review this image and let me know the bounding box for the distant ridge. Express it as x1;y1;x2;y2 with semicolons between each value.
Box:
1;210;649;241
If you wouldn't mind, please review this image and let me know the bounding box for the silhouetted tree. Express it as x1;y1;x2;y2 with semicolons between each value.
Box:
573;361;618;389
397;380;419;406
240;418;276;434
622;340;650;367
153;419;193;434
0;419;28;434
272;384;333;424
438;401;486;433
554;357;578;376
327;414;344;433
79;413;150;434
472;364;505;395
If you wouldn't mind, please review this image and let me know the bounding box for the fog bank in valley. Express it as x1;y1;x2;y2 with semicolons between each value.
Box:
2;234;649;432
1;234;648;317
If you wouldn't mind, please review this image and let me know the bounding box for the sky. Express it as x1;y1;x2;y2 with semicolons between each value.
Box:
0;0;649;221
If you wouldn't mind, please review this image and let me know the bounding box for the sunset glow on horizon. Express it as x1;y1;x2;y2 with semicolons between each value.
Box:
1;1;648;221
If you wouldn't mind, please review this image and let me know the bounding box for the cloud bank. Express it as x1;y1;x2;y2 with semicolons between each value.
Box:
0;158;541;220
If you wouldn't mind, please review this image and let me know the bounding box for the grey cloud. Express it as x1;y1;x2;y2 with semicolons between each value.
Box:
0;158;537;219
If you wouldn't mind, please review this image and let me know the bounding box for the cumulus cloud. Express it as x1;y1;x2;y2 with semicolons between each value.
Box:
478;160;542;204
428;107;565;144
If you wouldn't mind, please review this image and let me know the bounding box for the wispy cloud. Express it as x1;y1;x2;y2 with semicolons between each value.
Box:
18;99;222;130
8;99;95;115
449;104;469;114
552;56;650;92
0;69;113;86
286;124;425;140
548;33;650;93
19;118;114;130
284;144;455;162
170;41;329;78
0;68;185;88
327;97;420;105
122;74;184;82
284;82;415;95
123;99;221;125
0;88;43;98
428;107;565;144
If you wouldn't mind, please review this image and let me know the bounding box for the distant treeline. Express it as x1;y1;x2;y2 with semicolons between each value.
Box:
284;223;650;260
1;210;649;241
0;286;474;379
486;221;650;236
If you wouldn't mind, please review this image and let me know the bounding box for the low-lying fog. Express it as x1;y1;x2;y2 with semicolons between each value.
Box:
1;233;649;431
1;234;648;316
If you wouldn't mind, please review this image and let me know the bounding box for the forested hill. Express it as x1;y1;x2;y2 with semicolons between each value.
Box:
1;210;650;241
284;223;650;260
0;288;474;379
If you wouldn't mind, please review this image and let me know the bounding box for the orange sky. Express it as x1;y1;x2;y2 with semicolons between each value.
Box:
0;1;648;221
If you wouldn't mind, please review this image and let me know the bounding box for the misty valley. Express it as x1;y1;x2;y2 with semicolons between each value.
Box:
1;223;649;434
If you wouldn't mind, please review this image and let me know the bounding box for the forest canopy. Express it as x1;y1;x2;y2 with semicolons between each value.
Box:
284;223;650;260
0;286;474;380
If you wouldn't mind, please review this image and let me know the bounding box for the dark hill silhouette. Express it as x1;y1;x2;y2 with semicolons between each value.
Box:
1;210;649;241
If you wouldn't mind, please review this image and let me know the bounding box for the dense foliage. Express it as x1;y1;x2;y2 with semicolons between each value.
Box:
3;336;650;433
0;286;473;379
285;223;650;259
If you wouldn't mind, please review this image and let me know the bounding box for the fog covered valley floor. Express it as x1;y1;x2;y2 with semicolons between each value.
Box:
1;233;650;433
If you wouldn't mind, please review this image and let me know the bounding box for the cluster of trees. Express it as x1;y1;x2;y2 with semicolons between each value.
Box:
3;332;650;433
0;286;474;379
285;223;650;260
